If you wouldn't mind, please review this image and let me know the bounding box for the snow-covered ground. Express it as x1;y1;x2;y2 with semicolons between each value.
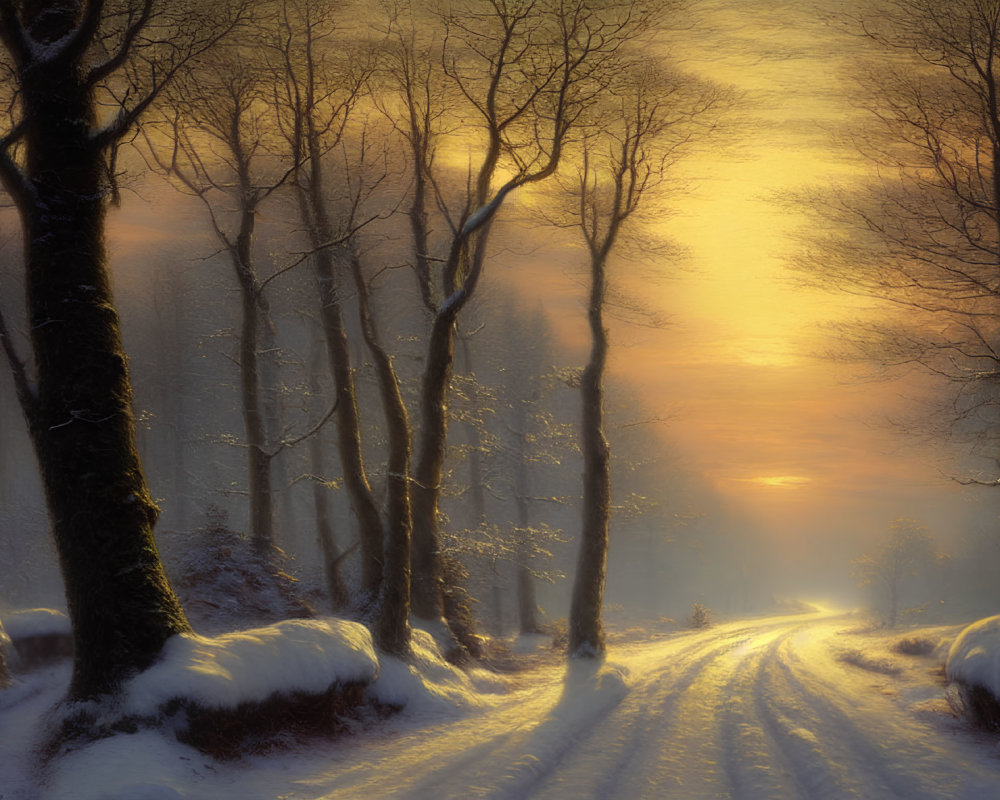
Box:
3;608;1000;799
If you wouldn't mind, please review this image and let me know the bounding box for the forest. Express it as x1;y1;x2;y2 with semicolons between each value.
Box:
5;0;1000;798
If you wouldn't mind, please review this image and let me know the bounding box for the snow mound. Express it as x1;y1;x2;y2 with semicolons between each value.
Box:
946;615;1000;697
125;617;378;716
44;730;211;800
369;628;506;713
2;607;70;640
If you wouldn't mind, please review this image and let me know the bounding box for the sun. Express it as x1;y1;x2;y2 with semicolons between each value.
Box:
746;476;812;489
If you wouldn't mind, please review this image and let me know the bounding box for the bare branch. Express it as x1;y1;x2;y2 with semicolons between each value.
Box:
0;299;36;419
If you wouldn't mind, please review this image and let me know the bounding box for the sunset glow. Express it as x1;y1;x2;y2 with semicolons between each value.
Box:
740;476;813;490
500;0;971;555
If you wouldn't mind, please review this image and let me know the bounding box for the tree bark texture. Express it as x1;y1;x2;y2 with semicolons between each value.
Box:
568;258;611;658
308;340;349;611
410;309;458;620
349;251;414;656
230;225;275;554
8;42;190;699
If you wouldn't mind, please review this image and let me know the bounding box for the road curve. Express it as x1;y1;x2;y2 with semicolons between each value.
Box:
273;611;1000;799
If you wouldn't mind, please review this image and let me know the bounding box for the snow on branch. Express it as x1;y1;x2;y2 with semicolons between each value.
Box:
85;0;153;85
459;180;516;237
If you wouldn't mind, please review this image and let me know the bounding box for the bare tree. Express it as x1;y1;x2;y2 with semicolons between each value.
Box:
305;332;350;610
0;0;246;701
152;43;294;553
562;61;723;656
853;518;937;627
388;0;654;647
797;0;1000;483
272;0;419;653
270;0;393;609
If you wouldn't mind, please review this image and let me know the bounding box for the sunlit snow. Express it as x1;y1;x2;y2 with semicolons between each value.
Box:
4;609;1000;800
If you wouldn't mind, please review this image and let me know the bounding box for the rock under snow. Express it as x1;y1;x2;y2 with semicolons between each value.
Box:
946;615;1000;698
1;608;73;669
125;617;378;717
2;607;70;640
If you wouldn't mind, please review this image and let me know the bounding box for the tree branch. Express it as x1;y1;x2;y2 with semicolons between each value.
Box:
0;0;29;64
0;300;37;420
86;0;154;85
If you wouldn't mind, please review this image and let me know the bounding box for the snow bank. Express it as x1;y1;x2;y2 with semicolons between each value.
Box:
125;617;378;716
369;628;506;713
45;731;207;800
2;608;70;640
946;615;1000;697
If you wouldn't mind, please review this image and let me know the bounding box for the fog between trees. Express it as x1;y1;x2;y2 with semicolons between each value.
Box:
5;0;1000;717
0;0;765;704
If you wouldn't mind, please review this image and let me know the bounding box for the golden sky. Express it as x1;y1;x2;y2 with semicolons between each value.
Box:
504;0;989;556
100;0;992;564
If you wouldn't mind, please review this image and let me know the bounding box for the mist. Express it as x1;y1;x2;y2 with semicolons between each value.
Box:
3;0;1000;796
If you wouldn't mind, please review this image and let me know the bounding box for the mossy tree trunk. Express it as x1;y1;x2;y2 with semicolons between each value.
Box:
0;0;194;700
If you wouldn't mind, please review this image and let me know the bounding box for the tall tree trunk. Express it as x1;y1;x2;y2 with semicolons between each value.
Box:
517;563;540;635
231;227;274;554
514;433;541;635
308;338;348;610
295;161;384;605
313;257;384;603
260;314;291;544
568;251;611;658
409;221;495;625
281;11;385;610
410;309;459;620
9;56;190;700
348;250;413;656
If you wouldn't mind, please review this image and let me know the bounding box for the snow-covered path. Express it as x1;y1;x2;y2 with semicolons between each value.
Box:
12;610;1000;799
224;611;1000;800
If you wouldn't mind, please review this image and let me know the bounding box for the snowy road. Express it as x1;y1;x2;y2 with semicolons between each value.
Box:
23;610;1000;800
257;611;1000;800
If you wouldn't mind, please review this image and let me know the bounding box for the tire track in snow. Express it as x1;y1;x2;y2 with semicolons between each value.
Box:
526;621;809;798
766;633;968;799
297;612;1000;800
749;633;876;799
492;628;758;799
718;626;808;800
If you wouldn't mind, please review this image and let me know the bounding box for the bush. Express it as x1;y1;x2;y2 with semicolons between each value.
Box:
893;636;936;656
440;555;482;662
836;648;901;675
168;507;313;631
546;618;569;651
174;680;370;759
689;603;712;629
